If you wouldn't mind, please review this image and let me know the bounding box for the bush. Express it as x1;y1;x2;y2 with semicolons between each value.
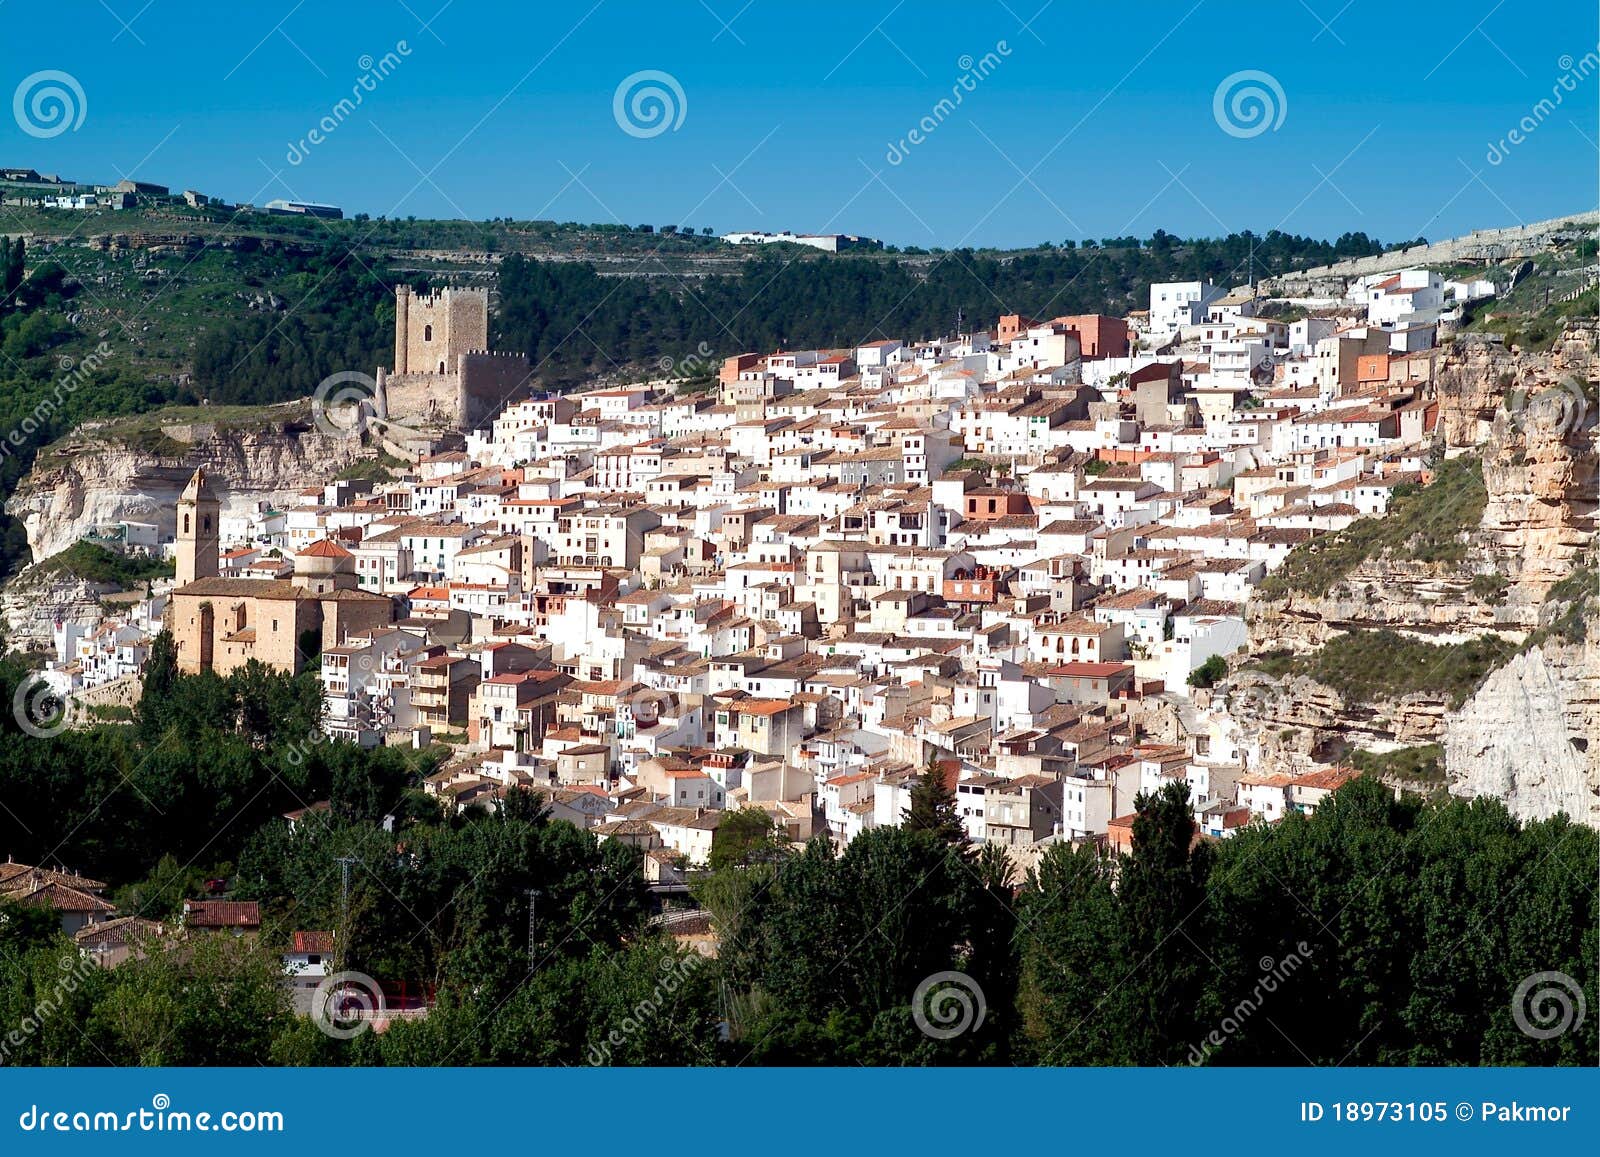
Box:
1469;571;1508;604
1349;744;1445;784
1281;629;1513;708
1188;654;1228;689
42;541;173;587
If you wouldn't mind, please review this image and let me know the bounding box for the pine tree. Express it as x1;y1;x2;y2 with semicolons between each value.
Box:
135;629;179;742
905;753;966;847
1115;780;1211;1064
5;235;24;298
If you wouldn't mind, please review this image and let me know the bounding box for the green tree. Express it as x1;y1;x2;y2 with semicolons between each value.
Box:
905;755;966;847
1188;654;1228;688
4;236;25;298
1115;781;1211;1064
708;806;784;871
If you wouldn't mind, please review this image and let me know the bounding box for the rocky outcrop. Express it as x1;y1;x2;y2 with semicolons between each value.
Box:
1223;666;1451;775
1447;632;1599;826
1434;316;1595;448
1477;390;1597;600
1233;319;1598;804
1435;335;1530;449
0;567;120;650
7;409;385;561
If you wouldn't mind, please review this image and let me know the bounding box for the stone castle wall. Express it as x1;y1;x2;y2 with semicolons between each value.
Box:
381;286;530;430
394;286;489;375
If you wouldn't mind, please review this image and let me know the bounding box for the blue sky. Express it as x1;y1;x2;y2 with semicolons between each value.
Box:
5;0;1596;248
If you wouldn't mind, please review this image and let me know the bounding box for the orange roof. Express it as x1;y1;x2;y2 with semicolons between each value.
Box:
1294;766;1360;791
300;538;353;558
1049;661;1132;678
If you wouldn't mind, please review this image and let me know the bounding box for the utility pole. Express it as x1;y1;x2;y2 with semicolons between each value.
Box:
334;854;360;969
525;888;541;972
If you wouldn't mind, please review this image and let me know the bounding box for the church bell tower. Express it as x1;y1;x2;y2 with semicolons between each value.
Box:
175;467;220;585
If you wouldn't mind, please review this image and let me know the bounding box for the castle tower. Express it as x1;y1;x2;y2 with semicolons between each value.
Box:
176;467;220;585
394;284;411;373
394;285;489;378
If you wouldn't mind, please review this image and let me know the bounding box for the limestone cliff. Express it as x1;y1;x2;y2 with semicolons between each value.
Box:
3;406;388;646
1447;628;1599;826
1231;320;1598;817
7;407;383;561
0;567;122;651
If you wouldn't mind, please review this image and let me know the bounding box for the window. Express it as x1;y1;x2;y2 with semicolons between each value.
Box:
423;324;433;342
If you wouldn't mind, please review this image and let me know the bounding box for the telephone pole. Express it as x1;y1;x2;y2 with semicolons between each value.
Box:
334;854;360;968
525;888;541;972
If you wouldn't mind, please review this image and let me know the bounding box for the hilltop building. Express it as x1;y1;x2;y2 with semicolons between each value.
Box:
374;285;532;432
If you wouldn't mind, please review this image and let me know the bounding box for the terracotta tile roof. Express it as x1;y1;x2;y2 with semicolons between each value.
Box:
182;900;261;928
291;931;335;954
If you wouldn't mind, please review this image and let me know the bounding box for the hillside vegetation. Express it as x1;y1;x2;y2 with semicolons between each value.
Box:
1248;629;1516;709
40;541;174;587
1257;457;1487;598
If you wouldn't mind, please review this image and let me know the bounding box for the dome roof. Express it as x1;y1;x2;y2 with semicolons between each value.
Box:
300;538;353;559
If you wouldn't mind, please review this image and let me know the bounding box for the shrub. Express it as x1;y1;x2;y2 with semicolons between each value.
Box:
1187;654;1228;689
1282;629;1513;709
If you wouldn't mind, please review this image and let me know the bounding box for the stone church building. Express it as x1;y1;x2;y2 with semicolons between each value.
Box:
167;468;394;676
